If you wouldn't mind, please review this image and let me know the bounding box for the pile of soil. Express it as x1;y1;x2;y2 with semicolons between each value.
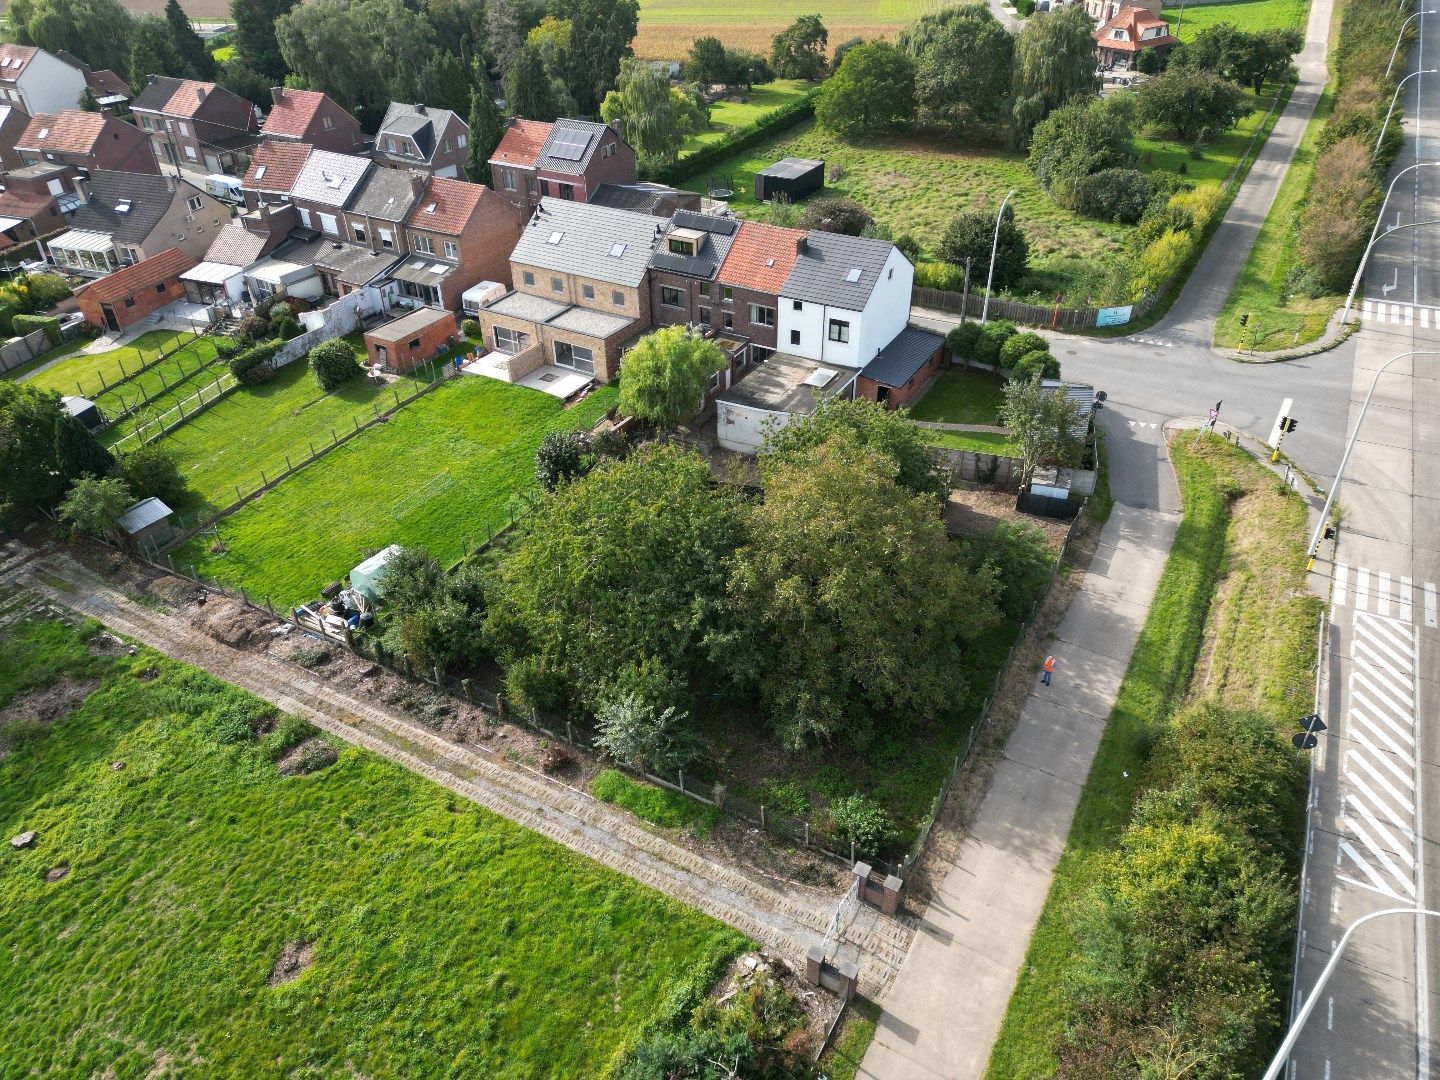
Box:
193;600;272;648
276;737;338;777
267;940;315;986
145;576;197;607
0;677;99;726
86;631;128;656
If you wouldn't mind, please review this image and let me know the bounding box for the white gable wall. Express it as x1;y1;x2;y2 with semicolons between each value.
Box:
15;52;87;116
777;244;913;369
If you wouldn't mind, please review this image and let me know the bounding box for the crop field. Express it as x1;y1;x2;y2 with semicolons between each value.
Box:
139;339;427;515
633;0;947;57
177;376;617;608
682;80;815;152
1162;0;1311;40
0;616;745;1078
14;328;204;400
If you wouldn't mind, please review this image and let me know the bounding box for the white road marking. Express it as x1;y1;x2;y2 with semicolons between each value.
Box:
1378;571;1391;616
1399;577;1412;624
1355;567;1370;612
1334;563;1350;615
1427;582;1438;628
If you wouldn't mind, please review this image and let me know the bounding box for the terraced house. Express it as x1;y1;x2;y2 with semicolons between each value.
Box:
15;110;158;184
260;87;363;155
487;118;635;212
240;141;312;209
46;171;229;275
372;102;469;178
393;175;523;310
131;76;260;176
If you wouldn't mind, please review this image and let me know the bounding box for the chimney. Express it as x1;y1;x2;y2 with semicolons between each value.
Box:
409;171;428;201
271;86;285;107
73;176;90;204
415;103;427;115
608;117;624;140
164;173;176;194
147;74;158;86
796;235;807;255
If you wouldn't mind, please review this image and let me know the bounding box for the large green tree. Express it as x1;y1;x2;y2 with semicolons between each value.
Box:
723;440;999;749
551;0;639;115
231;0;298;82
485;444;744;714
128;16;183;94
422;51;474;118
684;35;729;85
276;1;384;118
1139;68;1251;142
1173;23;1301;94
505;42;561;121
0;382;114;510
1026;93;1136;191
1010;4;1100;146
999;374;1085;484
770;14;828;80
814;41;915;140
898;4;1013;141
13;0;134;74
467;86;507;183
617;326;726;425
58;475;133;542
599;57;692;165
937;202;1030;292
165;0;215;79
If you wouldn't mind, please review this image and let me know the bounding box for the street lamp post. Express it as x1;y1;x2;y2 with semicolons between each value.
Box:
1375;68;1437;156
980;188;1016;325
1307;349;1440;566
1263;907;1440;1080
1339;161;1440;323
1339;219;1440;324
1387;11;1435;76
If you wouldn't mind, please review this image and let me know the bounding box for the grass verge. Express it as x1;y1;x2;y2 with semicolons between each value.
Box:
817;996;883;1080
682;79;815;152
0;616;749;1077
593;769;722;837
984;433;1320;1077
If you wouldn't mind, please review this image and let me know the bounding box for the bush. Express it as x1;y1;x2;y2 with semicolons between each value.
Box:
973;320;1015;365
308;339;363;391
461;317;481;338
11;313;62;346
235;313;270;343
998;330;1048;371
535;429;592;491
914;260;965;291
214;337;242;359
1068;168;1154;225
828;793;894;855
1131;229;1195;297
1012;349;1060;383
938;206;1029;292
272;314;302;341
23;272;72;310
946;321;984;360
592;665;699;775
121;442;188;506
795;196;873;236
757;778;811;818
259;715;316;761
228;338;282;383
974;519;1054;620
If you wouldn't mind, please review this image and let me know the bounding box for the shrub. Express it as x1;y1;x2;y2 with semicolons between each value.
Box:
23;272;72;309
121;442;187;506
973;320;1015;365
1131;203;1195;252
11;313;62;346
308;339;363;391
914;260;966;291
535;429;592;490
259;715;316;761
1131;229;1195;297
757;779;811;818
998;330;1048;370
235;313;269;343
1068;168;1154;225
795;196;874;236
938;206;1029;292
973;519;1054;620
461;317;481;338
828;793;894;854
946;320;984;360
1012;349;1060;383
272;314;302;341
229;338;282;383
214;337;241;359
592;668;699;775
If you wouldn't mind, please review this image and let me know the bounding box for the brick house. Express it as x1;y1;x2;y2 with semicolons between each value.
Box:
0;103;31;172
286;149;372;239
394;175;523;310
341;167;419;257
714;220;807;360
75;247;195;332
84;69;132;115
363;306;458;371
648;210;739;333
15;110;159;181
47;171;231;274
487;118;635;211
131;76;260;175
0;190;64;247
0;44;87;117
373;102;469;178
240;140;313;209
853;326;946;409
1095;5;1177;69
475;198;661;383
261;88;364;154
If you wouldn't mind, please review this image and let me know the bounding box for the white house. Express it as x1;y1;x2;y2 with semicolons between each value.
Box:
775;232;914;369
0;45;87;118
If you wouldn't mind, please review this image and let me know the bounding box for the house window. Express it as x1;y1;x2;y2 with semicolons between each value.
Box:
443;138;452;153
709;368;724;392
187;195;204;212
722;286;733;302
551;276;563;293
612;291;624;307
408;337;421;350
661;286;683;308
319;212;339;236
748;303;774;327
540;179;550;196
494;325;529;354
501;168;517;192
888;267;894;279
723;312;733;330
139;115;151;130
178;122;190;137
353;223;367;243
522;271;535;286
322;115;335;130
184;145;197;161
378;227;393;249
554;340;595;373
559;183;575;200
668;238;694;256
398;280;441;305
582;284;595;300
792;300;803;310
790;329;800;346
413;235;434;254
828;319;850;343
155;283;166;293
602;143;615;158
443;240;458;260
457;133;468;149
700;283;711;299
698;307;710;325
124;297;135;307
386;137;397;153
298;208;312;228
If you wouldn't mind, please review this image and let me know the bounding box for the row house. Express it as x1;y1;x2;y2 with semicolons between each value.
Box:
47;170;229;275
240;140;312;209
83;68;132;115
373;103;469;178
475;197;661;383
181;203;296;306
131;76;260;176
487;118;634;212
15;111;158;190
341;167;419;257
0;44;87;117
393;175;522;309
646;210;746;400
0;189;64;249
0;103;30;172
286;148;372;238
261;88;364;155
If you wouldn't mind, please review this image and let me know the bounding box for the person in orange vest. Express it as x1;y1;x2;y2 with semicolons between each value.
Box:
1042;655;1056;686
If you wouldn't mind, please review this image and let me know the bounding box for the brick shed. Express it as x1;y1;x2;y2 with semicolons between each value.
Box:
856;326;946;409
364;306;458;372
75;247;195;333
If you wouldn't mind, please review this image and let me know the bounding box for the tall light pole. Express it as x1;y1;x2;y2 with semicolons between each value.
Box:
981;188;1016;325
1340;219;1440;324
1376;68;1437;156
1387;11;1434;76
1264;907;1440;1080
1307;349;1440;565
1339;159;1440;323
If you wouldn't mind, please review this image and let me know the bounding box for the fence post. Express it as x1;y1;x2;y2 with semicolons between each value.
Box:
260;469;267;486
354;416;360;432
434;665;442;687
804;822;810;847
309;440;316;457
332;428;338;445
236;485;242;500
851;841;856;864
760;804;766;829
497;696;507;723
285;453;292;472
266;596;275;615
462;678;473;703
240;585;249;604
178;400;187;420
566;719;574;743
678;770;685;794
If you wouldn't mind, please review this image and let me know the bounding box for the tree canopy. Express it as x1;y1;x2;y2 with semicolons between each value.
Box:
165;0;215;79
231;0;298;82
467;87;507;184
600;58;697;166
616;326;726;426
1010;5;1100;146
1172;23;1302;94
770;14;828;80
0;382;114;511
815;41;915;140
1027;94;1136;192
899;4;1014;141
58;475;133;541
12;0;135;74
937;203;1030;292
550;0;640;115
998;374;1086;483
506;42;563;121
1139;68;1252;142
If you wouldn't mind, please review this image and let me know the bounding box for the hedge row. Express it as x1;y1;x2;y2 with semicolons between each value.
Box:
12;313;61;346
228;337;282;384
649;89;820;187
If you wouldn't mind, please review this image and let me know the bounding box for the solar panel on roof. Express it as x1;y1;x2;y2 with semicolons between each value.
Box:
547;129;592;161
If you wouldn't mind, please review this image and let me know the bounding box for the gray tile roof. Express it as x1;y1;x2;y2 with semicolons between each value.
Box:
860;326;944;388
590;182;692;214
69;171;181;244
130;75;184;114
376;102;462;164
534;119;609;175
486;291;570;322
349;168;419;222
650;210;737;280
289;149;371;208
548;306;634;339
203;221;269;266
510;198;665;288
781;231;896;312
280;234;399;283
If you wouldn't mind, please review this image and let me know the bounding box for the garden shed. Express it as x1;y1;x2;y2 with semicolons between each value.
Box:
364;307;458;373
116;497;175;549
350;544;403;603
754;157;824;203
61;395;101;431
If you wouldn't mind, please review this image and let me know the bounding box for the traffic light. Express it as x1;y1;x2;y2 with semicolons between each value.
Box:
1240;312;1250;327
1284;417;1299;433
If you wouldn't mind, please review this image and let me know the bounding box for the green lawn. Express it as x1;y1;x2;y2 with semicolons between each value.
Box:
1134;80;1287;185
908;367;1006;425
0;616;746;1078
927;429;1018;455
1162;0;1311;40
14;328;202;400
144;337;426;515
681;79;815;152
985;435;1318;1077
94;335;229;428
211;44;234;62
177;376;617;609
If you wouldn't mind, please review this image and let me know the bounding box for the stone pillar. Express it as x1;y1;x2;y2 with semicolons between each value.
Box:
880;874;903;916
806;944;824;988
836;959;859;1002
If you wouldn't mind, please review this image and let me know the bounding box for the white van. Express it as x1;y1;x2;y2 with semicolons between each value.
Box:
204;174;244;204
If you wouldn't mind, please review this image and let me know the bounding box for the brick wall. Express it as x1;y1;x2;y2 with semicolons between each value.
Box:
512;265;649;326
366;310;458;372
77;275;186;330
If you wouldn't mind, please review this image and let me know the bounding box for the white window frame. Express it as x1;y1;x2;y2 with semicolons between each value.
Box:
828;319;850;343
443;240;458;260
319;212;339;236
413;234;434;255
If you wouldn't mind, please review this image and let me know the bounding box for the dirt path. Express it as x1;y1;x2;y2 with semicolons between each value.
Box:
1;542;912;998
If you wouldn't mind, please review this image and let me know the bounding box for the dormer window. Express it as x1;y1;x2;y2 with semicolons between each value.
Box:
1110;28;1127;39
668;238;694;256
36;127;48;140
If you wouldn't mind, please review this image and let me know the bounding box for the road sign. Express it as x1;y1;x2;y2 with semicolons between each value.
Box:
1292;732;1319;750
1298;713;1325;733
1097;305;1133;327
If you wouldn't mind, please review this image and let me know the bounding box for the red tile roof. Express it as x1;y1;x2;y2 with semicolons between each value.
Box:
243;141;313;192
717;220;806;293
0;190;57;220
0;44;38;84
262;88;328;139
85;69;131;99
490;119;552;167
79;248;195;306
16;111;106;155
405;175;493;234
1096;7;1177;51
160;79;218;118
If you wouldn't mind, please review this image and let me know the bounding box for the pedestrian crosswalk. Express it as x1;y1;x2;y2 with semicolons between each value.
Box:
1359;300;1440;328
1330;561;1437;628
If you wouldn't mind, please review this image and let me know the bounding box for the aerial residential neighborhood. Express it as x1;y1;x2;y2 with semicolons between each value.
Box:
0;0;1434;1077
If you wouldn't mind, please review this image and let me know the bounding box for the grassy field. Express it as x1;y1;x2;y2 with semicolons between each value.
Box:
14;328;203;400
633;0;945;57
93;334;229;430
1162;0;1311;40
142;338;430;516
0;616;746;1077
1133;80;1288;184
908;367;1006;425
985;434;1319;1077
177;376;617;608
682;79;814;152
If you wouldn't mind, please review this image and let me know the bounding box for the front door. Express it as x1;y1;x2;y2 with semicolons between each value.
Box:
100;303;120;332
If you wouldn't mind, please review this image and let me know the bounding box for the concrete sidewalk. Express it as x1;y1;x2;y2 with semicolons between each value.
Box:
858;502;1179;1080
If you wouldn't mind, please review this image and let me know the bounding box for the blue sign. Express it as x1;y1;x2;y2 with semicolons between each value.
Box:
1096;305;1134;327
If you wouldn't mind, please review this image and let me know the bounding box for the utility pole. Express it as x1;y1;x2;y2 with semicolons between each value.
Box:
981;189;1016;325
